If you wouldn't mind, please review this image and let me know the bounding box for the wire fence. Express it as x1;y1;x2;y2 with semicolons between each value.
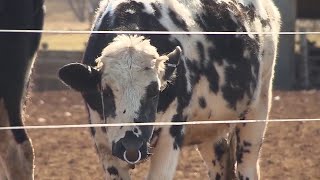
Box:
1;28;320;131
0;118;319;130
1;29;320;35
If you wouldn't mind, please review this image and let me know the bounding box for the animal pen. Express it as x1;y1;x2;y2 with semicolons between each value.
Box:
1;0;320;180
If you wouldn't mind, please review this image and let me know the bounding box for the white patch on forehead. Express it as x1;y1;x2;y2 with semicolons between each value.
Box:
98;35;160;74
97;35;161;90
122;86;145;112
94;35;165;134
102;35;158;57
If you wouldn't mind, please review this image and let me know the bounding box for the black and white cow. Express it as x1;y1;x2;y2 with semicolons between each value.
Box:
0;0;44;179
59;0;280;179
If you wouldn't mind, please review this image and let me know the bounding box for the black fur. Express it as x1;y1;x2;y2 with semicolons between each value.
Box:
107;166;119;176
0;0;44;143
214;142;226;162
135;81;159;141
169;58;192;149
168;8;188;31
236;127;251;164
195;0;260;110
198;97;207;108
151;2;162;19
59;63;101;92
215;173;221;180
82;85;116;120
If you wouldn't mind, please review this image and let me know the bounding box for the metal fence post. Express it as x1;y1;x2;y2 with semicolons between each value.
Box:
273;0;297;90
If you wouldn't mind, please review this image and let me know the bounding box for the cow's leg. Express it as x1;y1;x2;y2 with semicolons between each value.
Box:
236;75;272;180
0;100;34;180
236;34;277;179
197;139;230;180
0;160;7;180
235;99;269;180
235;121;267;180
0;0;44;179
147;126;183;180
3;140;34;180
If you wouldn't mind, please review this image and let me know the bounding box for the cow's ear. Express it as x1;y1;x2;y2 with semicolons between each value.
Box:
160;46;182;82
58;63;101;92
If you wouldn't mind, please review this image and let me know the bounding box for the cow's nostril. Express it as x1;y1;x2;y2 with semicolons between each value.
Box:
123;149;141;164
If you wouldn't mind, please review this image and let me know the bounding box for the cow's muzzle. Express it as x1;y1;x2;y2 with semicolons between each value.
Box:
112;132;149;164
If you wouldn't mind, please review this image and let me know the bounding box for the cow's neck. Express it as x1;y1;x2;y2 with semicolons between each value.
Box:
157;56;192;117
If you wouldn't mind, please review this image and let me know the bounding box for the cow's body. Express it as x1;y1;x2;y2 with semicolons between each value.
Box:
59;0;280;179
0;0;44;179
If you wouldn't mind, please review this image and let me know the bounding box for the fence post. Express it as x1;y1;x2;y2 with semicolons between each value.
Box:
300;29;310;89
273;0;297;90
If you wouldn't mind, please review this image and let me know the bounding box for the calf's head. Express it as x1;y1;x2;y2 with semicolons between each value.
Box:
58;35;181;164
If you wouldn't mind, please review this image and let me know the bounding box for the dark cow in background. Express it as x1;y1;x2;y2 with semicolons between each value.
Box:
0;0;44;179
59;0;280;179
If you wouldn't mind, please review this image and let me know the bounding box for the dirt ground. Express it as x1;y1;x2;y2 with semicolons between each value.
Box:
24;90;320;180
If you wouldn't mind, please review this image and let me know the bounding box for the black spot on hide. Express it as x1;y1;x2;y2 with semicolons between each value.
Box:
214;142;226;161
215;173;221;180
199;96;207;108
195;0;260;110
151;3;162;18
168;59;192;150
107;166;119;176
168;8;188;31
236;127;251;164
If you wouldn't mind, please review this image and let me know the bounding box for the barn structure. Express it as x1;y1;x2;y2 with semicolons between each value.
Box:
274;0;320;89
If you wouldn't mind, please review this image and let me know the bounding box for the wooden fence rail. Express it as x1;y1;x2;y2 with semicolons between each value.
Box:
32;50;83;91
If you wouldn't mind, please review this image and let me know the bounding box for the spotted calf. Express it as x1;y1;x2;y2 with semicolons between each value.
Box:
0;0;44;179
59;0;280;179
